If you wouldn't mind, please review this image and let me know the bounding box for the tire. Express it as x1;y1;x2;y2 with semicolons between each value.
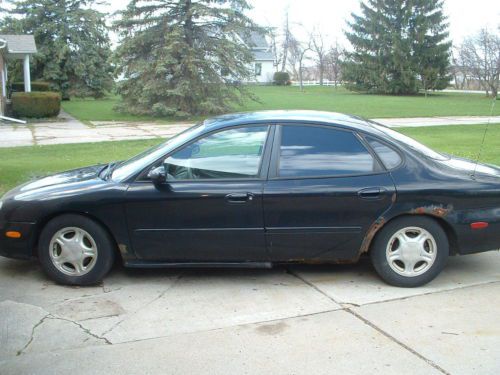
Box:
38;214;115;286
370;216;449;287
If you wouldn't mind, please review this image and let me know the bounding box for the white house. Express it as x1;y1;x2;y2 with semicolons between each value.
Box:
0;34;37;117
244;32;275;84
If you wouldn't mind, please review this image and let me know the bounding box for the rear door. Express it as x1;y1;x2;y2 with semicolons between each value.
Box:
263;124;396;262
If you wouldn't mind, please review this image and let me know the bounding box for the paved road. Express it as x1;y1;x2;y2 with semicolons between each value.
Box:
1;113;499;148
0;251;499;374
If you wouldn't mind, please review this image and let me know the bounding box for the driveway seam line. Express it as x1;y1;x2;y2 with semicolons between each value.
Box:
358;279;500;307
50;308;345;350
286;268;451;375
346;308;451;375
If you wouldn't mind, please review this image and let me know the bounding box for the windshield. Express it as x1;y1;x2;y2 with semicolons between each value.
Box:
111;122;205;181
371;123;450;161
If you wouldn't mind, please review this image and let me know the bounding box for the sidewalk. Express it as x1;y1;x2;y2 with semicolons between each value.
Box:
1;113;499;148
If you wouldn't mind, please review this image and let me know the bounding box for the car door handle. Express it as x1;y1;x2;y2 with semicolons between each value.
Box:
357;187;386;200
225;193;254;204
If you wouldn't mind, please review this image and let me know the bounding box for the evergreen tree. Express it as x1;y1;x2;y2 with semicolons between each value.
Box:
1;0;114;98
113;0;263;117
343;0;451;94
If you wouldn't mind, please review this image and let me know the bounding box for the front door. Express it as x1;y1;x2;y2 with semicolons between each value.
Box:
264;124;396;262
125;125;272;262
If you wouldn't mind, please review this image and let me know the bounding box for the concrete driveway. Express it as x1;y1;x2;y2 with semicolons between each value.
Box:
0;251;499;374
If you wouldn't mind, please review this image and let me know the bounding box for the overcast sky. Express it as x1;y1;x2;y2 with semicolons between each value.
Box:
102;0;500;47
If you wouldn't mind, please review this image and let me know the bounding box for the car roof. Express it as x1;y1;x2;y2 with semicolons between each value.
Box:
203;110;381;133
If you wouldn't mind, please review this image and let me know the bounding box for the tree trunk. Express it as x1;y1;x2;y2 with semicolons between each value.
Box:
491;86;498;98
299;62;304;91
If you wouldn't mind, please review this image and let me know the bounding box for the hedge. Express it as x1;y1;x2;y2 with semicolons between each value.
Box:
273;71;291;86
12;92;61;118
11;81;51;92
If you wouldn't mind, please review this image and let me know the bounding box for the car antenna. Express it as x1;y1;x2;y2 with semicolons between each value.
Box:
471;95;497;180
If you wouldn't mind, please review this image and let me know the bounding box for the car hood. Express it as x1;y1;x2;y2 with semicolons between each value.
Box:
2;164;106;200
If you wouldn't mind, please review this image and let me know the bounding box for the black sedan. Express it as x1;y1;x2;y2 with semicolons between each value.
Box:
1;111;499;287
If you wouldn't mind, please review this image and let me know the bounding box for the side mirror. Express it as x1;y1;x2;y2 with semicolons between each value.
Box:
147;165;166;184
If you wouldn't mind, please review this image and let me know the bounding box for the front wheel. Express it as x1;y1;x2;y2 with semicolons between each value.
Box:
38;214;115;286
370;216;449;287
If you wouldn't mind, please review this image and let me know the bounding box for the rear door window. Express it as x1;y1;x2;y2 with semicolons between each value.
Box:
278;125;379;178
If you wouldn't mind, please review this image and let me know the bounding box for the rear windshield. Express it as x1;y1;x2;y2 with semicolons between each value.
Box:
371;124;450;161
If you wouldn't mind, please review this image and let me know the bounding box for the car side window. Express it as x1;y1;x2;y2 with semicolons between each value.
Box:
365;136;402;169
278;125;378;178
164;126;268;180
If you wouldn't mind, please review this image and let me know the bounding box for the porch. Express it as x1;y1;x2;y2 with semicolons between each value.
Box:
0;34;37;116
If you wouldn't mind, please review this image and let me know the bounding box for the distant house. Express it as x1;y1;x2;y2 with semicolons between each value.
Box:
0;34;37;116
243;31;275;84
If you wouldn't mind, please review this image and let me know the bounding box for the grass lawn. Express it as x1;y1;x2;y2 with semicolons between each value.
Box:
62;86;499;123
0;123;498;196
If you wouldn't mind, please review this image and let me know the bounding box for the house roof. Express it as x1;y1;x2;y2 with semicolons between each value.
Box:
240;31;269;49
0;34;37;54
240;31;273;61
254;50;274;61
248;31;268;48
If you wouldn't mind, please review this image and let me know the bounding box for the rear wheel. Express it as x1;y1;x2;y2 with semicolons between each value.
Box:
38;214;115;286
370;216;449;287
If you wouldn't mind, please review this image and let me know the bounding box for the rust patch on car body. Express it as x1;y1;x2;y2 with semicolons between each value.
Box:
358;204;453;255
360;216;386;253
411;204;452;218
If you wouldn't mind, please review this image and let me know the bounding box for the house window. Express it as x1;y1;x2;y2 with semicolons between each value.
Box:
255;63;262;76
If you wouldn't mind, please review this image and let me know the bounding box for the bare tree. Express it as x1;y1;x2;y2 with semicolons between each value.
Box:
269;11;292;73
269;27;282;72
325;41;344;87
280;11;291;72
311;30;327;85
288;34;312;91
457;28;500;97
450;50;464;89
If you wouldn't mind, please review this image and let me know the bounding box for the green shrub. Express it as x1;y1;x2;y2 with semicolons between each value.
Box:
273;71;291;86
11;81;51;92
12;92;61;118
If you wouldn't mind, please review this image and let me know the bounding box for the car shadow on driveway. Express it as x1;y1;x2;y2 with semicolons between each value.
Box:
1;253;499;313
0;252;498;292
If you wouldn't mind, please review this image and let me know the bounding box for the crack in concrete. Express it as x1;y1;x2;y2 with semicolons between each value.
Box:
48;316;112;345
51;289;120;307
286;267;451;375
16;314;50;356
101;274;185;338
16;312;111;356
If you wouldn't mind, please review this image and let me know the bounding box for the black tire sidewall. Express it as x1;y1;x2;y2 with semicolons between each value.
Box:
370;216;449;287
38;214;115;286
